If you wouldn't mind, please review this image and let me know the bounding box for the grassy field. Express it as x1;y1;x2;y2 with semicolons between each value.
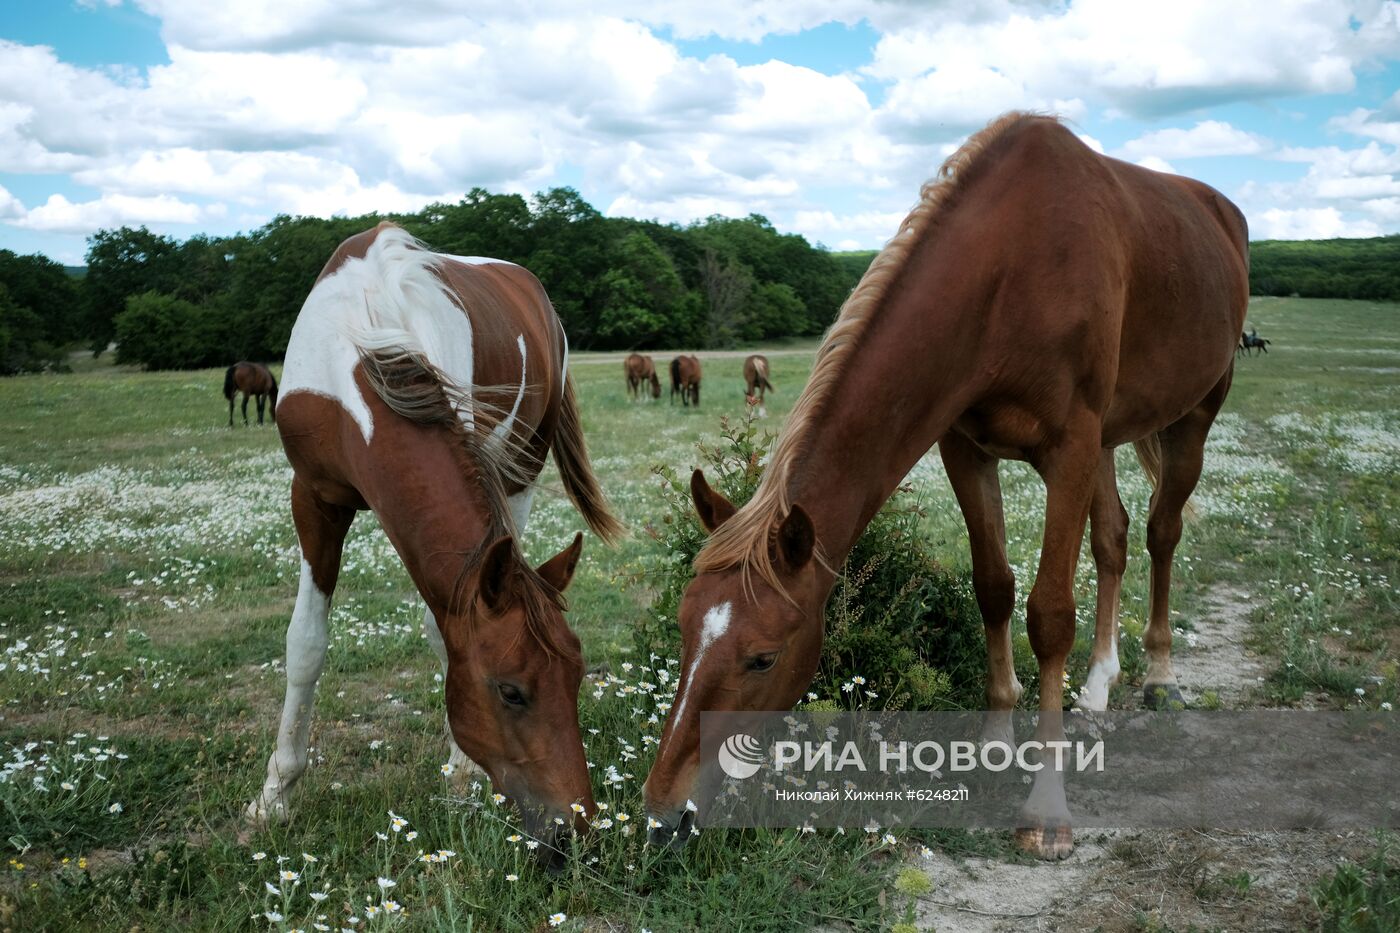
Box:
1;298;1398;931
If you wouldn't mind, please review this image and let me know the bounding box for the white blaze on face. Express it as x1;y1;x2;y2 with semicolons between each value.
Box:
670;602;733;730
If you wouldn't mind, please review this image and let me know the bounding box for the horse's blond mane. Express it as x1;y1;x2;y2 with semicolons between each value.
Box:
694;112;1047;595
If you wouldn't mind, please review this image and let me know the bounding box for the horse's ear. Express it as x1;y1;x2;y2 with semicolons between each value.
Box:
691;469;737;533
478;536;517;612
773;504;815;572
538;532;584;593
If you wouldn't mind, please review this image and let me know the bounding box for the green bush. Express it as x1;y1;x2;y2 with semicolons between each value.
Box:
113;291;221;371
636;410;985;710
1313;835;1400;933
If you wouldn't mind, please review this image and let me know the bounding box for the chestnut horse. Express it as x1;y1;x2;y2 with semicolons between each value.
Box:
644;113;1248;859
743;354;773;413
625;353;661;400
670;355;701;406
246;223;621;865
224;361;278;426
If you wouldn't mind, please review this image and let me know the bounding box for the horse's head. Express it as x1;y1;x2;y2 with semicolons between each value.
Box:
442;532;594;869
643;470;824;848
649;374;661;399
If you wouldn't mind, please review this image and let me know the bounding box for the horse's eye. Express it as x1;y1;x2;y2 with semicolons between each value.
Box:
747;653;779;673
497;683;527;707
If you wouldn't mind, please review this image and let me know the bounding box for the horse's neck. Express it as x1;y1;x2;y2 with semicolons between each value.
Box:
784;285;982;565
365;450;501;617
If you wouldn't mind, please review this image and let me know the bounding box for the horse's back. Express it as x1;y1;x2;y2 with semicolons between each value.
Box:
281;223;564;491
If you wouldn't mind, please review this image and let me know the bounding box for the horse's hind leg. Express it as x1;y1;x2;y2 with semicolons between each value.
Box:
246;479;354;823
1076;449;1129;711
1141;380;1227;708
228;396;235;427
241;393;250;426
940;433;1021;744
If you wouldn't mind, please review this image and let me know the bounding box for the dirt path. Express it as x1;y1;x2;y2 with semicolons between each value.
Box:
568;347;816;366
904;585;1290;930
1170;584;1269;707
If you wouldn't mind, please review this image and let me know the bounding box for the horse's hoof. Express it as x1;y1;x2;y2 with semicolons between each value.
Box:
244;796;289;826
1143;683;1186;710
1014;824;1074;860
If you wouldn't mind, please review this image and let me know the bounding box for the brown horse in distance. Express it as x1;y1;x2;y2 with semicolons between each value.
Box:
247;223;621;867
670;355;701;406
644;113;1249;860
224;361;278;426
625;353;661;399
743;354;774;412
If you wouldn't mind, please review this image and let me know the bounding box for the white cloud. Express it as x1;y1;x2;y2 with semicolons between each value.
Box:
1135;156;1178;174
14;193;215;233
1253;207;1382;239
865;0;1381;117
0;184;23;220
1119;121;1270;160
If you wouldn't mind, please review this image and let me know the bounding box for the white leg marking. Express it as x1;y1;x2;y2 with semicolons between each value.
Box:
670;602;732;729
1076;631;1120;712
422;607;479;781
493;334;528;442
507;487;535;537
247;560;330;823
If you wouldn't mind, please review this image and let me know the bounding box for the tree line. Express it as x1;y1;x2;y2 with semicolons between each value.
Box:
1;187;865;373
1249;236;1400;302
4;205;1397;375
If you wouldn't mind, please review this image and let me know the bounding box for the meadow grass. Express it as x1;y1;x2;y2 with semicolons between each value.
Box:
1;300;1398;931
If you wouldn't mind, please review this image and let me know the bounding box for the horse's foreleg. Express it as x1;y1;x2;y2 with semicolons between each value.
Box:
246;480;354;824
940;433;1020;746
1077;449;1129;711
256;394;266;425
1017;416;1101;860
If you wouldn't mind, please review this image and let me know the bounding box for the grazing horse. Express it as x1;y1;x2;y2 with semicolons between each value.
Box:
246;223;622;865
643;113;1248;860
743;354;774;414
625;353;661;400
670;355;701;406
224;361;278;426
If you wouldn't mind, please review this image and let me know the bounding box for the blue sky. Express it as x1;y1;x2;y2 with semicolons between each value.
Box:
1;1;1398;265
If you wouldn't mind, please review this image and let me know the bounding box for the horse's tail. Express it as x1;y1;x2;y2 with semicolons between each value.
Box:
756;358;774;392
669;357;682;401
552;373;623;544
1133;435;1197;520
223;364;237;401
267;367;279;418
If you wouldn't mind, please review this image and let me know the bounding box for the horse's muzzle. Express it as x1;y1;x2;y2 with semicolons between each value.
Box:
646;808;695;851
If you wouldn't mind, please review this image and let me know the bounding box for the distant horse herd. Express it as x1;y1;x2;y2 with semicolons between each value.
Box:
222;113;1263;868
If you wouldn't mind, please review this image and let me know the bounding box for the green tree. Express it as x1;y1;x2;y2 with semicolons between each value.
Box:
83;227;181;352
113;291;214;370
595;232;696;348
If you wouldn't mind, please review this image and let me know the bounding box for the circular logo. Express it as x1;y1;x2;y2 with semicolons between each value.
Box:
717;733;765;780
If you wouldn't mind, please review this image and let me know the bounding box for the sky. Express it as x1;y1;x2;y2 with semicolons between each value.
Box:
1;1;1399;265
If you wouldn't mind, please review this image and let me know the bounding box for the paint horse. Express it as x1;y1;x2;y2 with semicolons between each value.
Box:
670;355;701;406
625;353;661;400
246;223;622;865
224;361;279;426
643;113;1248;860
743;354;774;414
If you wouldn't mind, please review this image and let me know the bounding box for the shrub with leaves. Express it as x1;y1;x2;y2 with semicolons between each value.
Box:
638;409;985;710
